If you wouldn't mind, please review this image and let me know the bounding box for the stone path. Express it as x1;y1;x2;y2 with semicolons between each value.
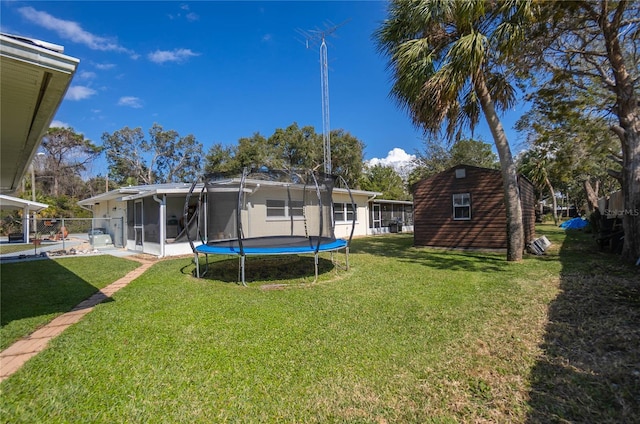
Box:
0;257;155;382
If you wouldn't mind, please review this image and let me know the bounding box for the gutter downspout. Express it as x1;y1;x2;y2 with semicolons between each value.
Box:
153;194;166;257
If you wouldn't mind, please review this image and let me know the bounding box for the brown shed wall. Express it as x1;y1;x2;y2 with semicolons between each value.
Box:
518;176;537;244
412;166;536;250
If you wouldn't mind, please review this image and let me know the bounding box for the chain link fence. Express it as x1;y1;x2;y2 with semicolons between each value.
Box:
31;217;125;248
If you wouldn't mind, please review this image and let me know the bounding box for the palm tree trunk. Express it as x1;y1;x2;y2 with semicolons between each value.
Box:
474;72;525;261
545;175;559;225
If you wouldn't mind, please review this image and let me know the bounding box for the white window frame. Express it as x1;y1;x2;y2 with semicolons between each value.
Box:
452;193;471;220
266;199;304;220
334;202;357;223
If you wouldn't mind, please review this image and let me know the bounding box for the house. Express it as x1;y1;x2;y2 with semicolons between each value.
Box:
78;179;381;257
412;165;536;250
0;33;78;241
1;33;79;195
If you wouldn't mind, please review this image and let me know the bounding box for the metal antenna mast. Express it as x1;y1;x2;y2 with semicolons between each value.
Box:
320;36;331;175
298;20;349;175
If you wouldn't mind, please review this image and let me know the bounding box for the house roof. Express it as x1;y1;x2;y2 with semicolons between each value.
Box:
78;180;380;206
0;194;49;211
77;183;196;206
0;33;79;195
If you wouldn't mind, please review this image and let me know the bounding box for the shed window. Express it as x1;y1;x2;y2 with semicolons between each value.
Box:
452;193;471;220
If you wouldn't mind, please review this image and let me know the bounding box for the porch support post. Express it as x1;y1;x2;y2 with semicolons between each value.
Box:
22;206;30;242
153;194;166;257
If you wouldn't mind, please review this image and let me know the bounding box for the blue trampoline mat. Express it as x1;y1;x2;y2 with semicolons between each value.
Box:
195;236;348;255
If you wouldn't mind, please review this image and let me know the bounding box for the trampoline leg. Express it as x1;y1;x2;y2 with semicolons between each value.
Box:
195;253;200;278
240;255;246;286
314;253;319;283
346;247;350;271
203;253;209;277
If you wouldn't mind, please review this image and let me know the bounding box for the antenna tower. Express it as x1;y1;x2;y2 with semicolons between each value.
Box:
298;20;349;175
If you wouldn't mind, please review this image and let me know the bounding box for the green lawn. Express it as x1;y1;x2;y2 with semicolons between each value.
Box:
0;256;141;351
0;243;37;255
1;226;637;422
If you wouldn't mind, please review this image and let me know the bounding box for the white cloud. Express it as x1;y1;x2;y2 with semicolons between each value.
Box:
366;148;417;179
50;120;70;128
118;96;143;108
95;63;116;70
65;85;97;100
147;48;199;64
262;34;273;43
17;6;134;55
168;5;199;21
78;70;96;80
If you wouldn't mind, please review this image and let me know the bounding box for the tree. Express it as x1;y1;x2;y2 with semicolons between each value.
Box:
449;138;498;168
101;127;148;185
268;123;320;172
39;127;101;196
361;164;409;200
329;129;365;188
525;1;640;261
102;123;203;185
516;78;621;218
518;148;559;224
202;123;365;188
204;143;236;174
149;124;203;183
234;132;272;170
409;137;498;187
375;0;534;260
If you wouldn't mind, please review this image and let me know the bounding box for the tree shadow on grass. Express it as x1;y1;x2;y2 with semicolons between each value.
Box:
350;234;509;273
526;230;640;423
0;259;105;326
190;255;337;285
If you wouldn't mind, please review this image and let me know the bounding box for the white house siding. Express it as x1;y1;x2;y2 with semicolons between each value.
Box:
332;191;370;238
244;185;323;239
79;183;378;257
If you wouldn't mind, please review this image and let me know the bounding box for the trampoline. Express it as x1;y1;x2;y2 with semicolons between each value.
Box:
186;167;355;285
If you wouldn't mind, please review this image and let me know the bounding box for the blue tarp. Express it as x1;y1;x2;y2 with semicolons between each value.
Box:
559;217;589;230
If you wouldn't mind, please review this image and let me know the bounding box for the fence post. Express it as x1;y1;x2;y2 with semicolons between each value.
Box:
90;218;95;249
62;217;66;250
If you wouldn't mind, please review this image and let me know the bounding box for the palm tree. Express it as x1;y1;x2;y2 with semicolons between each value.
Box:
374;0;535;261
518;149;559;225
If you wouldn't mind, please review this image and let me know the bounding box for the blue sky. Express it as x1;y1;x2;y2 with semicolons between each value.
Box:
2;1;528;176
